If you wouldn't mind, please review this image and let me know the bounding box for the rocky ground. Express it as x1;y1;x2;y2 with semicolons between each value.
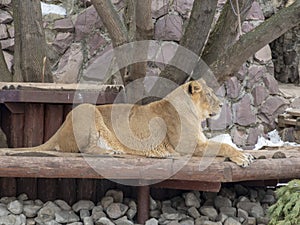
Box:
0;184;275;225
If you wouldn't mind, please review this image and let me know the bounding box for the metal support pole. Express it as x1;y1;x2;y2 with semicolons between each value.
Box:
137;185;150;224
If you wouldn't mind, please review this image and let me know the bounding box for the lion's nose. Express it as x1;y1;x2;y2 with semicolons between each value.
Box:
219;103;223;108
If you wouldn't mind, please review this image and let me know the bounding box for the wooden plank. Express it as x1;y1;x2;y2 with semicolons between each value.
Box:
44;104;64;141
24;103;44;147
153;180;221;192
57;178;77;205
77;179;97;202
17;178;37;199
286;108;300;117
0;156;298;182
0;177;16;197
38;179;57;202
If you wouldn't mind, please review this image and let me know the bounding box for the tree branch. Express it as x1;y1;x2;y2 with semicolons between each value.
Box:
91;0;128;47
211;0;300;83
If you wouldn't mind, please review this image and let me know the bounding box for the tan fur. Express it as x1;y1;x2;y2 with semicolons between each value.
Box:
8;79;253;167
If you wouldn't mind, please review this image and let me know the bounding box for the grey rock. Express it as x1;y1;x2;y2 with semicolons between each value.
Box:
249;205;264;218
23;204;42;217
35;199;44;206
237;208;248;221
261;96;288;116
180;218;194;225
246;1;264;20
231;127;247;147
261;194;276;205
263;74;279;94
44;220;61;225
172;0;194;18
0;24;8;39
7;200;23;215
249;189;258;201
150;197;158;210
235;184;249;196
251;85;268;106
146;218;158;225
216;213;228;223
196;220;221;225
225;76;241;99
150;209;161;218
126;200;137;220
15;214;26;225
0;9;12;23
224;217;241;225
219;188;236;201
55;210;80;223
245;217;256;225
219;207;236;218
92;205;106;221
187;207;200;219
72;200;95;212
151;0;169;19
161;206;182;220
75;5;102;41
172;196;185;209
155;14;183;41
114;216;134;225
199;206;218;221
53;32;74;54
242;21;255;33
105;190;124;203
247;126;264;146
237;201;260;214
101;196;114;210
214;196;232;210
53;17;74;32
26;218;36;225
0;0;11;7
17;193;28;201
106;203;128;219
254;45;272;63
37;201;62;223
184;192;200;208
0;38;14;51
233;94;256;126
68;222;83;225
83;216;94;225
0;214;18;225
0;205;10;216
87;32;107;56
54;43;83;83
96;217;115;225
54;200;72;211
0;196;16;204
80;209;90;219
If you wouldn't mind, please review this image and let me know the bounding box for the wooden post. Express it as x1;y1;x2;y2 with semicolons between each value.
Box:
137;185;150;224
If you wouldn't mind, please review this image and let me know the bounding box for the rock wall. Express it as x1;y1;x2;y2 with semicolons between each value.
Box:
0;0;295;148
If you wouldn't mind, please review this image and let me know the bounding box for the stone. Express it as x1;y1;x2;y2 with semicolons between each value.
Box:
36;202;62;223
54;43;83;83
23;204;42;217
246;217;256;225
83;216;94;225
96;217;115;225
150;209;161;218
246;2;264;20
155;14;183;41
151;0;169;19
7;25;14;38
101;196;114;210
225;76;241;99
251;85;268;106
106;203;128;219
17;193;28;201
0;0;11;7
150;197;158;210
208;102;232;131
247;65;266;88
87;32;107;56
80;209;90;219
254;45;272;63
246;126;264;146
237;208;248;221
0;205;10;216
53;17;74;32
291;97;300;108
262;74;279;94
0;196;16;204
224;217;241;225
0;24;8;39
75;5;103;41
0;38;14;51
171;196;185;208
214;196;232;210
172;0;194;18
105;190;124;203
68;222;83;225
216;213;228;223
237;201;260;214
54;199;72;211
53;32;74;54
161;206;181;220
7;200;23;214
0;9;12;23
233;94;256;126
55;210;80;223
125;200;137;220
235;184;249;196
199;206;218;221
92;205;106;221
219;188;236;201
249;205;264;218
242;21;255;33
184;192;200;208
72;200;95;212
219;207;236;218
187;207;200;219
114;216;134;225
43;220;61;225
146;218;158;225
261;96;288;116
179;218;194;225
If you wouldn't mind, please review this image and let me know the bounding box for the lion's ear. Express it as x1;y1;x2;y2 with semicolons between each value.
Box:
188;81;202;94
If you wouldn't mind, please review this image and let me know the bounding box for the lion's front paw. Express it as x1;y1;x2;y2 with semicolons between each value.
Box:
230;152;254;167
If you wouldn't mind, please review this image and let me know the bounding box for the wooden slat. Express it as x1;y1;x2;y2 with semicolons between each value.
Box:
57;178;77;205
153;180;221;192
38;179;57;202
44;104;64;141
0;177;16;197
286;108;300;117
77;179;97;202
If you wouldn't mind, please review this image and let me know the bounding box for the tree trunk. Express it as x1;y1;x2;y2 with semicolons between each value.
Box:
0;45;12;82
211;0;300;83
13;0;52;82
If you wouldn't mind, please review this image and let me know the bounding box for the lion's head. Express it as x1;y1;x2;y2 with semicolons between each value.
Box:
184;79;223;121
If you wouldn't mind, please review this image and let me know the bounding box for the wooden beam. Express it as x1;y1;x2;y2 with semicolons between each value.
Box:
153;180;221;192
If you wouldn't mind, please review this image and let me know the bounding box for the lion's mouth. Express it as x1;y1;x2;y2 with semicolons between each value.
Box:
209;112;220;120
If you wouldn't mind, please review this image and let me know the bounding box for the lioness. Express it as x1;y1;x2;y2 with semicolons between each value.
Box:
8;79;253;167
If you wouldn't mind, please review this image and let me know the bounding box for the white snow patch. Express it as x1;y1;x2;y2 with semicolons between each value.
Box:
41;2;66;16
209;134;243;151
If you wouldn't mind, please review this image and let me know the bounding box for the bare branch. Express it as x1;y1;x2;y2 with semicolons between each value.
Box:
211;0;300;82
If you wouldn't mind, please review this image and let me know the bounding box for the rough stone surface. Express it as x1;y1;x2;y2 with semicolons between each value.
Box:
97;217;114;225
254;45;272;63
155;14;183;41
105;190;124;203
260;96;288;116
0;9;12;23
151;0;169;19
72;200;95;212
231;127;247;147
53;17;74;32
184;192;200;208
53;32;74;54
262;74;279;94
199;206;218;221
55;210;80;223
246;126;264;146
214;196;232;210
219;207;237;218
208;102;233;131
101;196;114;210
146;218;158;225
0;23;7;39
224;217;241;225
106;203;128;219
225;76;241;99
0;37;14;51
233;95;256;126
87;32;107;56
251;85;269;106
246;2;265;20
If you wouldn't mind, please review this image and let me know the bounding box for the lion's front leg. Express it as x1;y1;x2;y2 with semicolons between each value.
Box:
194;141;254;167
